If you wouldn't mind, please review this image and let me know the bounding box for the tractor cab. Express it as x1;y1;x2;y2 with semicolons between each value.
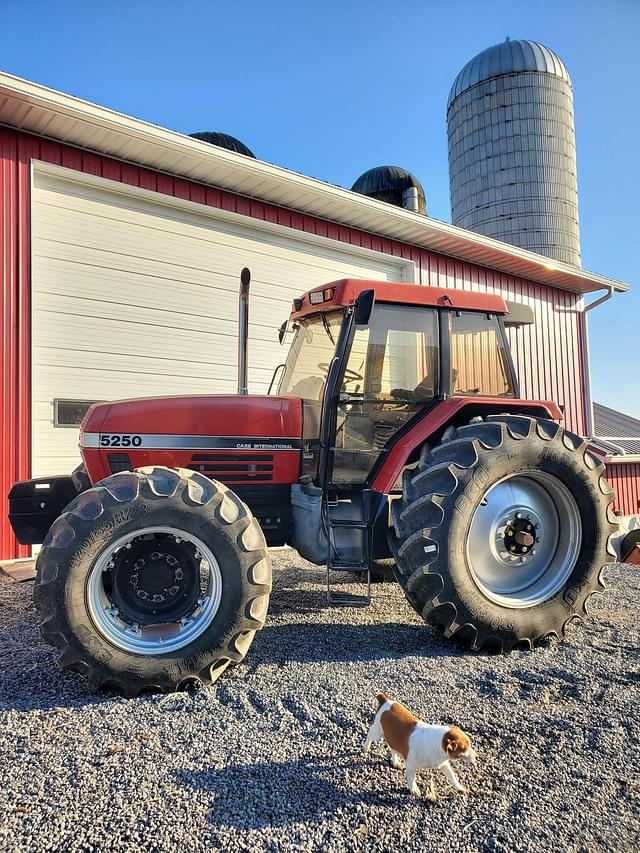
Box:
276;279;517;490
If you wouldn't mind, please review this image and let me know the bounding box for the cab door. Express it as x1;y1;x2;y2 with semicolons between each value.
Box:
330;304;439;486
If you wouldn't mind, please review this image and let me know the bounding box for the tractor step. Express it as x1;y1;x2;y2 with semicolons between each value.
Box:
329;560;370;572
323;495;372;607
326;588;371;607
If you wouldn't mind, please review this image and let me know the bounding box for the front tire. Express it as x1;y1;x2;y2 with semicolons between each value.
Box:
33;467;271;696
390;415;617;651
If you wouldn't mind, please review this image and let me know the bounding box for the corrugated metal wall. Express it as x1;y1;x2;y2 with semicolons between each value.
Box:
1;132;34;560
604;464;640;517
0;127;594;557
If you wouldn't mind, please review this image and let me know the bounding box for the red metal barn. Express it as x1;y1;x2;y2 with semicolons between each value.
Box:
0;72;636;559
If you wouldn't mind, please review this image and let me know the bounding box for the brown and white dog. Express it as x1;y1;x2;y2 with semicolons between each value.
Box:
364;693;477;795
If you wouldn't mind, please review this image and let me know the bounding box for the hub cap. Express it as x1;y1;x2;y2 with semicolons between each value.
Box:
466;472;581;608
87;526;223;654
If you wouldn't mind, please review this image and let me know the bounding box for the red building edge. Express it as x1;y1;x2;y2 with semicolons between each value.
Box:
1;125;637;558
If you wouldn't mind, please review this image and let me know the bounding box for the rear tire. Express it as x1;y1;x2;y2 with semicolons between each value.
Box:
390;415;617;651
34;467;271;696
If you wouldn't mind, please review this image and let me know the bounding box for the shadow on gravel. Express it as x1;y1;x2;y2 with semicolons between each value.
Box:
175;754;405;830
0;590;119;713
250;621;470;665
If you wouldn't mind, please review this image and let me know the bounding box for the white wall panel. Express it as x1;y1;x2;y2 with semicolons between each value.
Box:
31;167;411;476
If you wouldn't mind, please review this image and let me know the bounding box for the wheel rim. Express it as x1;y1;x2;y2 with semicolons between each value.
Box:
86;526;223;654
466;472;581;608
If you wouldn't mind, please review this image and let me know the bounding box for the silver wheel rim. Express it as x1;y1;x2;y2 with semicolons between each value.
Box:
466;472;581;608
86;526;223;654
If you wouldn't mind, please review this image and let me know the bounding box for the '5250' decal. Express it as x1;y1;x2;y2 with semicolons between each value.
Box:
100;434;142;447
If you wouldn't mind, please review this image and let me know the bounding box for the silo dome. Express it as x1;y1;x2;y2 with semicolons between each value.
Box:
189;131;256;158
447;39;581;266
352;166;427;215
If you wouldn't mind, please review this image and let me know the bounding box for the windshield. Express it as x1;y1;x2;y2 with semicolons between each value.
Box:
278;311;344;401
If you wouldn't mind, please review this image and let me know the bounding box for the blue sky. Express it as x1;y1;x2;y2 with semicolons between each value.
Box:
2;0;639;416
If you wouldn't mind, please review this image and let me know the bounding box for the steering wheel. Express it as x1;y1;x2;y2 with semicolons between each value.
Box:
317;362;363;382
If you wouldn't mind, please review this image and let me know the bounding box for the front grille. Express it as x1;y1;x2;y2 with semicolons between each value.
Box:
188;453;274;482
107;453;132;473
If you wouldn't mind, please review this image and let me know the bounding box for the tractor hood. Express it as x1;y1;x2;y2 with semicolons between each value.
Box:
81;395;302;448
79;395;303;485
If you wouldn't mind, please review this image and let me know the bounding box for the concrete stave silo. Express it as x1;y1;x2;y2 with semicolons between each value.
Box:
447;39;581;266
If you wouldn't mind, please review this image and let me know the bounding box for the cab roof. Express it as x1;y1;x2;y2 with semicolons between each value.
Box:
290;279;508;321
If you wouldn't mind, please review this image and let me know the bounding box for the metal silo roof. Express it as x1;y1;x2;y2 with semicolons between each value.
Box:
448;39;571;108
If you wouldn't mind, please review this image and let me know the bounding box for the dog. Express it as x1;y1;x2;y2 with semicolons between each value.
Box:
364;693;476;796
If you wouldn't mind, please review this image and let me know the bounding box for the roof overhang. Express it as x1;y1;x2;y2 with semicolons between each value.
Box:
0;71;629;296
605;454;640;464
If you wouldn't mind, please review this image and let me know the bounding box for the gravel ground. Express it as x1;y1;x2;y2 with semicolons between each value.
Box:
0;555;639;853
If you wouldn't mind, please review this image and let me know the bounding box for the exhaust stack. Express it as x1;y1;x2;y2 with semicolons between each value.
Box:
238;267;251;395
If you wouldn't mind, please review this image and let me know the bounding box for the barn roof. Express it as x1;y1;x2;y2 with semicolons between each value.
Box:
0;71;629;296
594;403;640;455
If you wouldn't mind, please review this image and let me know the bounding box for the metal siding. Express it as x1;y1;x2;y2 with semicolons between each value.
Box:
1;129;29;559
606;464;640;516
0;126;635;556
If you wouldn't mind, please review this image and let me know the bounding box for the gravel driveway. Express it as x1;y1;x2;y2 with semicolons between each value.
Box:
1;554;639;852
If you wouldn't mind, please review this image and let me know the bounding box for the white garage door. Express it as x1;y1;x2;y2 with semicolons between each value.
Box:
31;164;413;477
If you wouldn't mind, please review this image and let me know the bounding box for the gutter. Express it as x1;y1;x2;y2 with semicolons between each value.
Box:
579;285;615;442
605;454;640;465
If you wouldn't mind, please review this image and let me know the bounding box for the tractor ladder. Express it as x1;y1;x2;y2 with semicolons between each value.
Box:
324;493;371;607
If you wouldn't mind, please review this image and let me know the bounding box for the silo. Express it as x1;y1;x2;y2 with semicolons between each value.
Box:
352;165;428;215
447;39;581;266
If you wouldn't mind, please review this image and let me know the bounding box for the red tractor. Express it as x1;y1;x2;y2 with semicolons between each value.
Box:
9;271;616;696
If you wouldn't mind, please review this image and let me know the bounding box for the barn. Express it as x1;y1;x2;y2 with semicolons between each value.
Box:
0;71;636;560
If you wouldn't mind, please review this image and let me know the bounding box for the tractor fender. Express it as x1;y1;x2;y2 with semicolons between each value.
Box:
371;397;562;494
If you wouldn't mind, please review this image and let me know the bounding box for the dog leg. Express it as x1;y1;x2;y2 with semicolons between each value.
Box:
363;718;383;754
391;751;403;769
439;760;465;793
406;759;420;796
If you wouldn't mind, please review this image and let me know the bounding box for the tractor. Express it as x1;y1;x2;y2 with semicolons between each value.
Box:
8;270;617;696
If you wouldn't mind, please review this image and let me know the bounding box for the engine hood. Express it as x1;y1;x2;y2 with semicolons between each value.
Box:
80;394;302;450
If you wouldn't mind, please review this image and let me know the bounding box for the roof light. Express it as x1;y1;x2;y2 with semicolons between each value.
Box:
323;287;335;301
309;291;325;304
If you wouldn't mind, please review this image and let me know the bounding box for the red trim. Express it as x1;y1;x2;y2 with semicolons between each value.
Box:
290;279;508;320
371;398;562;493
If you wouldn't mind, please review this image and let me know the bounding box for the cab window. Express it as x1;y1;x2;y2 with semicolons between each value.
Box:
449;312;513;397
332;305;438;485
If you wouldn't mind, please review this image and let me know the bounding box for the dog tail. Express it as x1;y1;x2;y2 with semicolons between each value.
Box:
376;692;390;706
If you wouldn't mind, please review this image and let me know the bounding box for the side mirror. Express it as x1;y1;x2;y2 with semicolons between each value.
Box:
354;289;375;325
278;321;288;344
